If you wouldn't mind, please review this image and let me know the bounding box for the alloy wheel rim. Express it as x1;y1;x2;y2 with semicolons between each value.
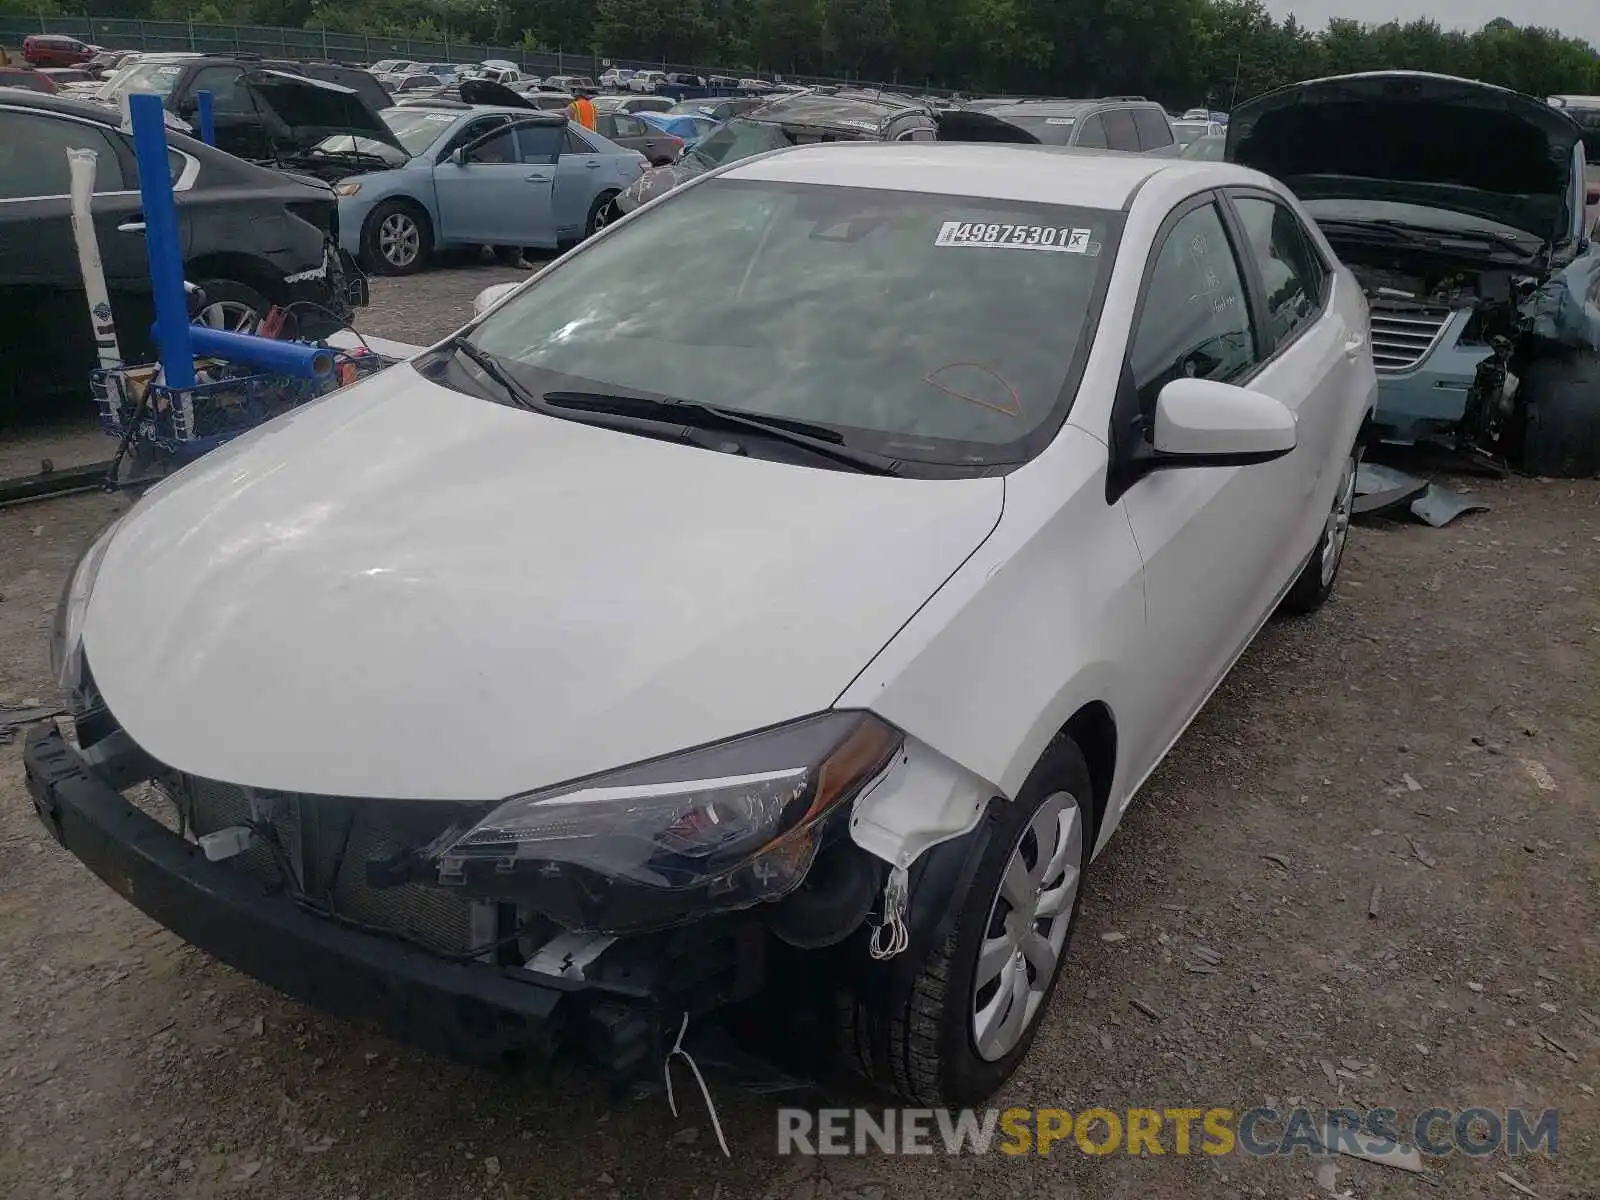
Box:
1320;454;1358;587
971;790;1082;1062
194;299;260;335
380;213;420;266
592;202;612;233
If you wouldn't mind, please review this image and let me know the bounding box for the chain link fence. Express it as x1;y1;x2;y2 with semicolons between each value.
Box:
0;15;949;95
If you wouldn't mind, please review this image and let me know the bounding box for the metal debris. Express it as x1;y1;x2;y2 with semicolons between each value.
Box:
1129;998;1162;1021
1353;462;1488;527
1101;931;1126;943
1263;852;1292;870
1368;883;1383;918
1411;483;1491;527
1402;772;1423;792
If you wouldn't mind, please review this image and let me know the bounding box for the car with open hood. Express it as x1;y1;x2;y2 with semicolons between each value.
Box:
330;81;647;274
92;53;399;178
30;142;1374;1109
1229;71;1600;476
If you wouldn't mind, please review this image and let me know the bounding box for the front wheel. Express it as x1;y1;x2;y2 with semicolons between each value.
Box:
1518;351;1600;478
835;734;1091;1106
1281;442;1360;616
361;199;431;276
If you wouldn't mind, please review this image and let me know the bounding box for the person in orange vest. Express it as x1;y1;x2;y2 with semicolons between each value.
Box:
568;92;597;132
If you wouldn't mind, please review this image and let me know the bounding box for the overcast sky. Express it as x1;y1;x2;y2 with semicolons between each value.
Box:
1263;1;1600;48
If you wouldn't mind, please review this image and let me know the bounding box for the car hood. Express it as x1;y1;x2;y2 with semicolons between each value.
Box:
82;364;1003;802
245;68;406;156
1227;71;1582;241
458;77;534;107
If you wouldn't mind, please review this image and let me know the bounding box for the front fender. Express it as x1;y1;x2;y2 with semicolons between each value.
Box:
836;425;1147;863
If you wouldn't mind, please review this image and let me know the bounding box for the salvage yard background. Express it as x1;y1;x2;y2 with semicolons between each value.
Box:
1;266;1597;1200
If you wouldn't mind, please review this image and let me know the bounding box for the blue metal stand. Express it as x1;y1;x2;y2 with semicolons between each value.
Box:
128;92;195;391
195;89;215;146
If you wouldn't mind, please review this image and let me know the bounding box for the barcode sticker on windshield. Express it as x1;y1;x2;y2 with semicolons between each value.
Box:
934;222;1098;254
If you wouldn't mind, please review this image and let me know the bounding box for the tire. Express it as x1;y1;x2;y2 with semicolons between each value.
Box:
834;734;1093;1106
361;199;431;276
191;279;271;334
1281;441;1361;616
1518;351;1600;479
586;191;620;239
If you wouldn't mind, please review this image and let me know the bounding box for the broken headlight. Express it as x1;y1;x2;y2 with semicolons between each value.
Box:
436;711;900;932
48;515;122;700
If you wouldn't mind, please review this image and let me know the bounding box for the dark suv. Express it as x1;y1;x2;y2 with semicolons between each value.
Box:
101;53;395;166
971;96;1180;155
0;90;365;420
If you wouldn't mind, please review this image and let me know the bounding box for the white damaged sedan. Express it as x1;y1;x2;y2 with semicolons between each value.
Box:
31;142;1375;1106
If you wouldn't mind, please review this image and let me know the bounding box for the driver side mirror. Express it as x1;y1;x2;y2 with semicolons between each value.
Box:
1152;377;1296;463
450;146;468;165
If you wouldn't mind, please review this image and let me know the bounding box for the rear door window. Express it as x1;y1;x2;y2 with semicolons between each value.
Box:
516;123;563;163
1230;195;1325;349
1102;109;1139;152
1133;108;1173;151
0;111;128;198
1074;114;1107;149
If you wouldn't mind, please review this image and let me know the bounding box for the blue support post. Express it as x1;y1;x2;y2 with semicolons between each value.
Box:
128;92;195;391
195;89;215;145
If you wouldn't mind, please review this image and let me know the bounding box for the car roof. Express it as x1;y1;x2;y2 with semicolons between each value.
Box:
745;92;926;134
724;141;1213;208
981;97;1158;118
0;87;124;124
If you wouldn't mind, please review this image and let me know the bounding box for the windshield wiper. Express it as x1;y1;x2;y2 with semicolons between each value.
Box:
543;390;901;475
443;336;545;412
1313;218;1444;247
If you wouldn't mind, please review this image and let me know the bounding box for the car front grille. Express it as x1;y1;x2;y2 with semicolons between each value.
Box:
1369;306;1452;373
179;776;489;956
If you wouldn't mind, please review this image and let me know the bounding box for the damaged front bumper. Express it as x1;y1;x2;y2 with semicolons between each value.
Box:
21;723;762;1079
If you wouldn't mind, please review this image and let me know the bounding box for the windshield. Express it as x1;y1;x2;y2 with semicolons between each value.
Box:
991;114;1075;145
103;59;184;100
467;179;1120;465
380;107;457;155
688;117;792;167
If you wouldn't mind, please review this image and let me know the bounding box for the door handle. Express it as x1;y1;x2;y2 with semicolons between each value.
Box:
584;159;601;169
524;173;551;182
117;219;146;233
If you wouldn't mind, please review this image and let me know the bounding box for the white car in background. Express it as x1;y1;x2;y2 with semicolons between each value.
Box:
629;69;666;93
34;144;1375;1108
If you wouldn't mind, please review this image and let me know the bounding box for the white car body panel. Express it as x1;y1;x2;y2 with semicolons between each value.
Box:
82;365;1003;801
76;146;1375;876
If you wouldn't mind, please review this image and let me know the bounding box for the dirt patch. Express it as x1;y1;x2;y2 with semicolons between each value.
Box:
1;290;1595;1197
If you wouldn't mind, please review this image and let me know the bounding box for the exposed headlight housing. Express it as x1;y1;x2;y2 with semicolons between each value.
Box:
437;711;901;933
333;181;361;197
48;515;122;701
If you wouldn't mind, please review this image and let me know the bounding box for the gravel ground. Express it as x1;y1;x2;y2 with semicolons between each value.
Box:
1;267;1597;1199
